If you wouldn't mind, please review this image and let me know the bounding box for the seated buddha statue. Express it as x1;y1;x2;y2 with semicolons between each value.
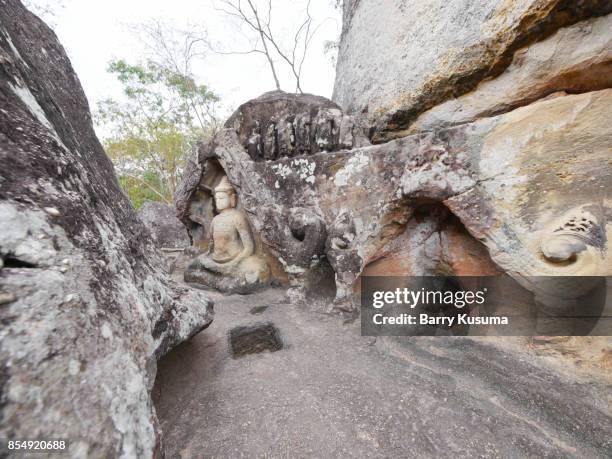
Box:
184;175;270;293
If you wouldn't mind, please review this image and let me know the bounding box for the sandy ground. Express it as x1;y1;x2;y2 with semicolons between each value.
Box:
153;288;611;458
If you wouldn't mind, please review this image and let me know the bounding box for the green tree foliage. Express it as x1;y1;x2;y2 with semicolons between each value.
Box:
97;59;219;208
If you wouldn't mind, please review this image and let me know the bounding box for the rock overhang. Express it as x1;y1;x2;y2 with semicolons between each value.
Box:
175;88;612;308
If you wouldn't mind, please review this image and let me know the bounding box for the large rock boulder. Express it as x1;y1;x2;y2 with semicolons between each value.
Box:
175;88;612;309
174;1;611;317
333;0;612;142
175;91;370;297
225;90;369;161
0;1;213;456
138;201;190;248
406;14;612;134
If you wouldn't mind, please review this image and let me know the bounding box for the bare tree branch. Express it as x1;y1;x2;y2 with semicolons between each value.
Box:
133;21;221;131
213;0;322;93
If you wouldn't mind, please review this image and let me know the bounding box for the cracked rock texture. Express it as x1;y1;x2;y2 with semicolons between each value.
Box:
225;90;369;161
138;201;190;248
333;0;612;142
172;0;612;308
407;13;612;134
0;1;213;456
178;89;612;308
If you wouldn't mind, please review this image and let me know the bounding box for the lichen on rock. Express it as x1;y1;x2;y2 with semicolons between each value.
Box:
175;86;612;311
0;1;213;456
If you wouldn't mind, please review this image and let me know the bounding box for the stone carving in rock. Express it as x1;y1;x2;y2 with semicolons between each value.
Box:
174;91;371;300
529;204;609;334
525;203;609;334
184;176;270;293
226;90;369;161
176;83;611;316
325;211;362;308
258;207;327;271
541;204;607;265
247;121;263;159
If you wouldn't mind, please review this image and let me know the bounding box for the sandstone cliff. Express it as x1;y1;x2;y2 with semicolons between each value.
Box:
328;0;612;293
334;0;612;143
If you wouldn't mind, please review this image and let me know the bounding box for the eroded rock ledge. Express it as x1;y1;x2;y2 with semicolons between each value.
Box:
334;0;612;142
225;90;370;161
0;1;213;456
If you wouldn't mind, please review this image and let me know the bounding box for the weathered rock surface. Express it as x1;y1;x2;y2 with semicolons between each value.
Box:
154;289;612;457
177;89;611;308
408;13;612;134
441;90;612;279
0;1;213;456
227;90;369;161
138;200;190;248
1;0;609;454
333;0;612;142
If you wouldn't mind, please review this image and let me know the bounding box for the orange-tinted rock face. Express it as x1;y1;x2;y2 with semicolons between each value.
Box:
361;255;414;277
355;210;502;296
440;218;502;277
334;0;612;142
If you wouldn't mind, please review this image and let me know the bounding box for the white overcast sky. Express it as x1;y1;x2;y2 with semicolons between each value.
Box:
27;0;341;124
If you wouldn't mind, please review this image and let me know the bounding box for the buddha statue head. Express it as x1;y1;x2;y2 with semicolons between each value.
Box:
214;175;237;212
